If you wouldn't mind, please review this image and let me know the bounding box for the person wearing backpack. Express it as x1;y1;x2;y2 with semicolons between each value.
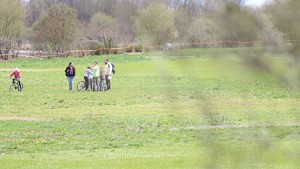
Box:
104;59;112;91
65;62;76;91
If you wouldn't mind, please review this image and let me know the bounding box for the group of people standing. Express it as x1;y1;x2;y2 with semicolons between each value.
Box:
65;59;113;91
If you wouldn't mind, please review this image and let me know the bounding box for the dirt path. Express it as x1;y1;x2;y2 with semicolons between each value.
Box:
0;68;61;72
0;115;42;121
1;115;299;129
184;123;300;130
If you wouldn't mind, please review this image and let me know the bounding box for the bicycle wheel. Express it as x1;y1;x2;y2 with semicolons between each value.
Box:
9;84;15;92
9;84;18;92
77;81;86;91
18;83;23;91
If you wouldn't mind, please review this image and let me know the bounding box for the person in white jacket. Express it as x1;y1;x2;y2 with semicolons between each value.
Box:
92;62;100;91
104;59;112;90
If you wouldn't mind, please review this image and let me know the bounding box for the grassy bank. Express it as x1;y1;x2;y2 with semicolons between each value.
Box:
0;48;299;168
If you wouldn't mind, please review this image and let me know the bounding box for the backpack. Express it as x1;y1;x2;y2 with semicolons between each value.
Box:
65;66;75;76
111;63;115;74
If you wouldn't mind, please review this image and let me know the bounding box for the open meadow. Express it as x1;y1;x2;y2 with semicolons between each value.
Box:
0;48;300;169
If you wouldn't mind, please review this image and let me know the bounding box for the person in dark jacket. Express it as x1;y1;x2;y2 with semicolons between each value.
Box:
65;62;76;91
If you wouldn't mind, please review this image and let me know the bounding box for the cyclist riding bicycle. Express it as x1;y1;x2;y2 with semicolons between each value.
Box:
10;68;22;89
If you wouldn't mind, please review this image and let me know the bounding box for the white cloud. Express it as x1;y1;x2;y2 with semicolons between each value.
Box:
245;0;271;7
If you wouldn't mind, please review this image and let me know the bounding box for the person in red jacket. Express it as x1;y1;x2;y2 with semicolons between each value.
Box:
10;68;21;88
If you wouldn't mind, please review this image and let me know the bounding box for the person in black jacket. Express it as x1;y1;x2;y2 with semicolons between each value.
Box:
65;62;76;91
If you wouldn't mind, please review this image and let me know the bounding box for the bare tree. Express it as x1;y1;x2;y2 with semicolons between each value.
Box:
0;0;25;59
136;3;178;46
34;4;78;55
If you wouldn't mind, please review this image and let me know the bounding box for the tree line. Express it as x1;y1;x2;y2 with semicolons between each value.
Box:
1;0;300;58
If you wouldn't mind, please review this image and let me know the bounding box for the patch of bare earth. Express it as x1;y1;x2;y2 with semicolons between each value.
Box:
0;68;60;72
189;123;300;130
169;123;300;131
0;115;41;121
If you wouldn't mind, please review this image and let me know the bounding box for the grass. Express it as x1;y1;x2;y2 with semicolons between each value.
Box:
0;48;300;168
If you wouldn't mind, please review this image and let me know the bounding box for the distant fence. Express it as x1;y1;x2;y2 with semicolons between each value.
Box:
1;40;299;59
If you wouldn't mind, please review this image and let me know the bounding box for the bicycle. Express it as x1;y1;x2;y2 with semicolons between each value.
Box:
9;78;23;92
77;79;106;91
77;81;86;91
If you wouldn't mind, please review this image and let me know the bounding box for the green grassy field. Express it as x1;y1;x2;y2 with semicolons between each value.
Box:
0;48;300;169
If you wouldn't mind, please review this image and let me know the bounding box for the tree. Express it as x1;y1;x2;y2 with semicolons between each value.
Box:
88;12;116;54
211;2;262;47
112;1;138;37
86;12;131;54
91;12;115;28
26;0;46;26
136;3;177;46
0;0;25;59
187;14;218;47
267;0;300;56
34;4;78;54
